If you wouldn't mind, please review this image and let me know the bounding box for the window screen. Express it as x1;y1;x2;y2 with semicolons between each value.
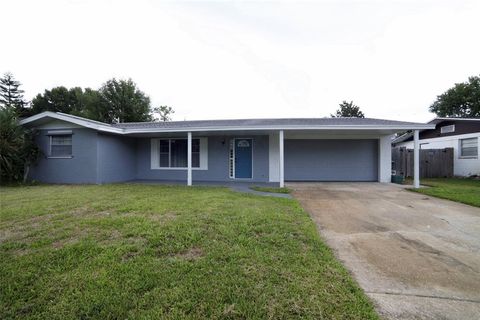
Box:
170;139;188;167
440;125;455;134
159;140;170;167
192;139;200;168
158;139;200;168
50;135;72;157
460;138;478;158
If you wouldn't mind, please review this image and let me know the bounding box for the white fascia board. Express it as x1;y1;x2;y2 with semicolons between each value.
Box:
429;117;480;123
19;112;124;134
122;124;435;134
18;111;56;125
392;132;414;144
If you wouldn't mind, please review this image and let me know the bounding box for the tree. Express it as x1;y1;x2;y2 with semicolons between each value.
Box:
77;88;105;121
331;101;365;118
0;108;40;183
0;72;30;116
31;86;113;122
31;86;84;115
29;78;171;124
429;75;480;118
152;105;174;121
98;78;152;123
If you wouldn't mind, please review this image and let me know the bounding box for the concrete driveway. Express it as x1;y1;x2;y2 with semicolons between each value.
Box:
290;182;480;320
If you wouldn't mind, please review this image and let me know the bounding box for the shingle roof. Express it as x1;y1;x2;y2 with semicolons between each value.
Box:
20;112;435;134
112;117;428;129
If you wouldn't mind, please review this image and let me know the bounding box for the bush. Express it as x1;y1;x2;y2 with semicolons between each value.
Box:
0;108;40;183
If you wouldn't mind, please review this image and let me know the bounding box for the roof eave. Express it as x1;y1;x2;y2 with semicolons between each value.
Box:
428;117;480;124
19;112;435;135
120;124;435;134
392;132;414;144
19;111;124;134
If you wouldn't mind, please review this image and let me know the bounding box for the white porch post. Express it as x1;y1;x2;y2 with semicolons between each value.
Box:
187;131;192;186
279;130;284;188
378;135;393;183
413;130;420;189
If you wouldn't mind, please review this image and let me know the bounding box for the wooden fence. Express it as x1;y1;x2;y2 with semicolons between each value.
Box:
392;147;454;178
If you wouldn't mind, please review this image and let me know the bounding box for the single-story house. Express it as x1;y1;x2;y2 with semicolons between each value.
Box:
19;112;434;187
392;118;480;177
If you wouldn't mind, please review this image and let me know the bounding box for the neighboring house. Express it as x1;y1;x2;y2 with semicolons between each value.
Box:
392;118;480;177
19;112;433;186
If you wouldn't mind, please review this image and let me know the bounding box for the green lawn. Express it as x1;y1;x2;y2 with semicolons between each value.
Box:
250;186;291;194
409;178;480;207
0;184;378;319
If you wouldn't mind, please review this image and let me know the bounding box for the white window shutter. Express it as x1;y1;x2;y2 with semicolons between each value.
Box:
200;137;208;170
151;139;160;169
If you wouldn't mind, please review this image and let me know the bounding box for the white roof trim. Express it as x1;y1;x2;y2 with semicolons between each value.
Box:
19;112;124;134
428;117;480;123
392;131;414;144
20;111;435;134
120;125;435;133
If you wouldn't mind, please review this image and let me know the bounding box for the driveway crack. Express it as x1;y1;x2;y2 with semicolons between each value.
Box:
366;291;480;304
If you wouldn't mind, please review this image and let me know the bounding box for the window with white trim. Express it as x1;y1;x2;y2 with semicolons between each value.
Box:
460;138;478;158
440;125;455;134
158;138;200;168
50;135;72;157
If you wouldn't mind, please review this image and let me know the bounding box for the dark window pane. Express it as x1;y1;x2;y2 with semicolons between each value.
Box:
51;145;72;157
192;152;200;168
462;148;477;157
192;139;200;153
160;154;169;167
461;138;478;157
159;140;169;153
52;135;72;145
159;138;202;168
171;139;187;167
50;135;72;157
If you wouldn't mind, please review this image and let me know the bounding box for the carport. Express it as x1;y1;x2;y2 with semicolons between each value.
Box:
273;128;428;188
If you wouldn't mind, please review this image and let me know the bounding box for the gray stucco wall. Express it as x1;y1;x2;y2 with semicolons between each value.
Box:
29;128;99;184
136;135;269;182
28;130;380;184
30;130;137;184
284;139;379;181
97;134;136;183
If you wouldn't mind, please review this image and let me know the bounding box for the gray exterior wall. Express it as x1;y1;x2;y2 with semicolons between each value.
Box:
29;128;99;184
136;135;269;182
29;131;380;184
284;139;379;181
97;134;136;183
29;129;137;184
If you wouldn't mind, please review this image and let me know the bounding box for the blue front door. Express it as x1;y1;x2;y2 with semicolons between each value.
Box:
234;139;252;179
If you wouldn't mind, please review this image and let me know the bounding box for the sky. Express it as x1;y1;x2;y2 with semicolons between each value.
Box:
2;0;479;122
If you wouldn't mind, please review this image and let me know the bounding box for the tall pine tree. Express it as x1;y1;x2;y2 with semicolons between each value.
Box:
0;72;30;116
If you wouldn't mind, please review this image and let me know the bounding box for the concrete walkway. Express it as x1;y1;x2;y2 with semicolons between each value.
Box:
290;182;480;320
129;180;291;198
